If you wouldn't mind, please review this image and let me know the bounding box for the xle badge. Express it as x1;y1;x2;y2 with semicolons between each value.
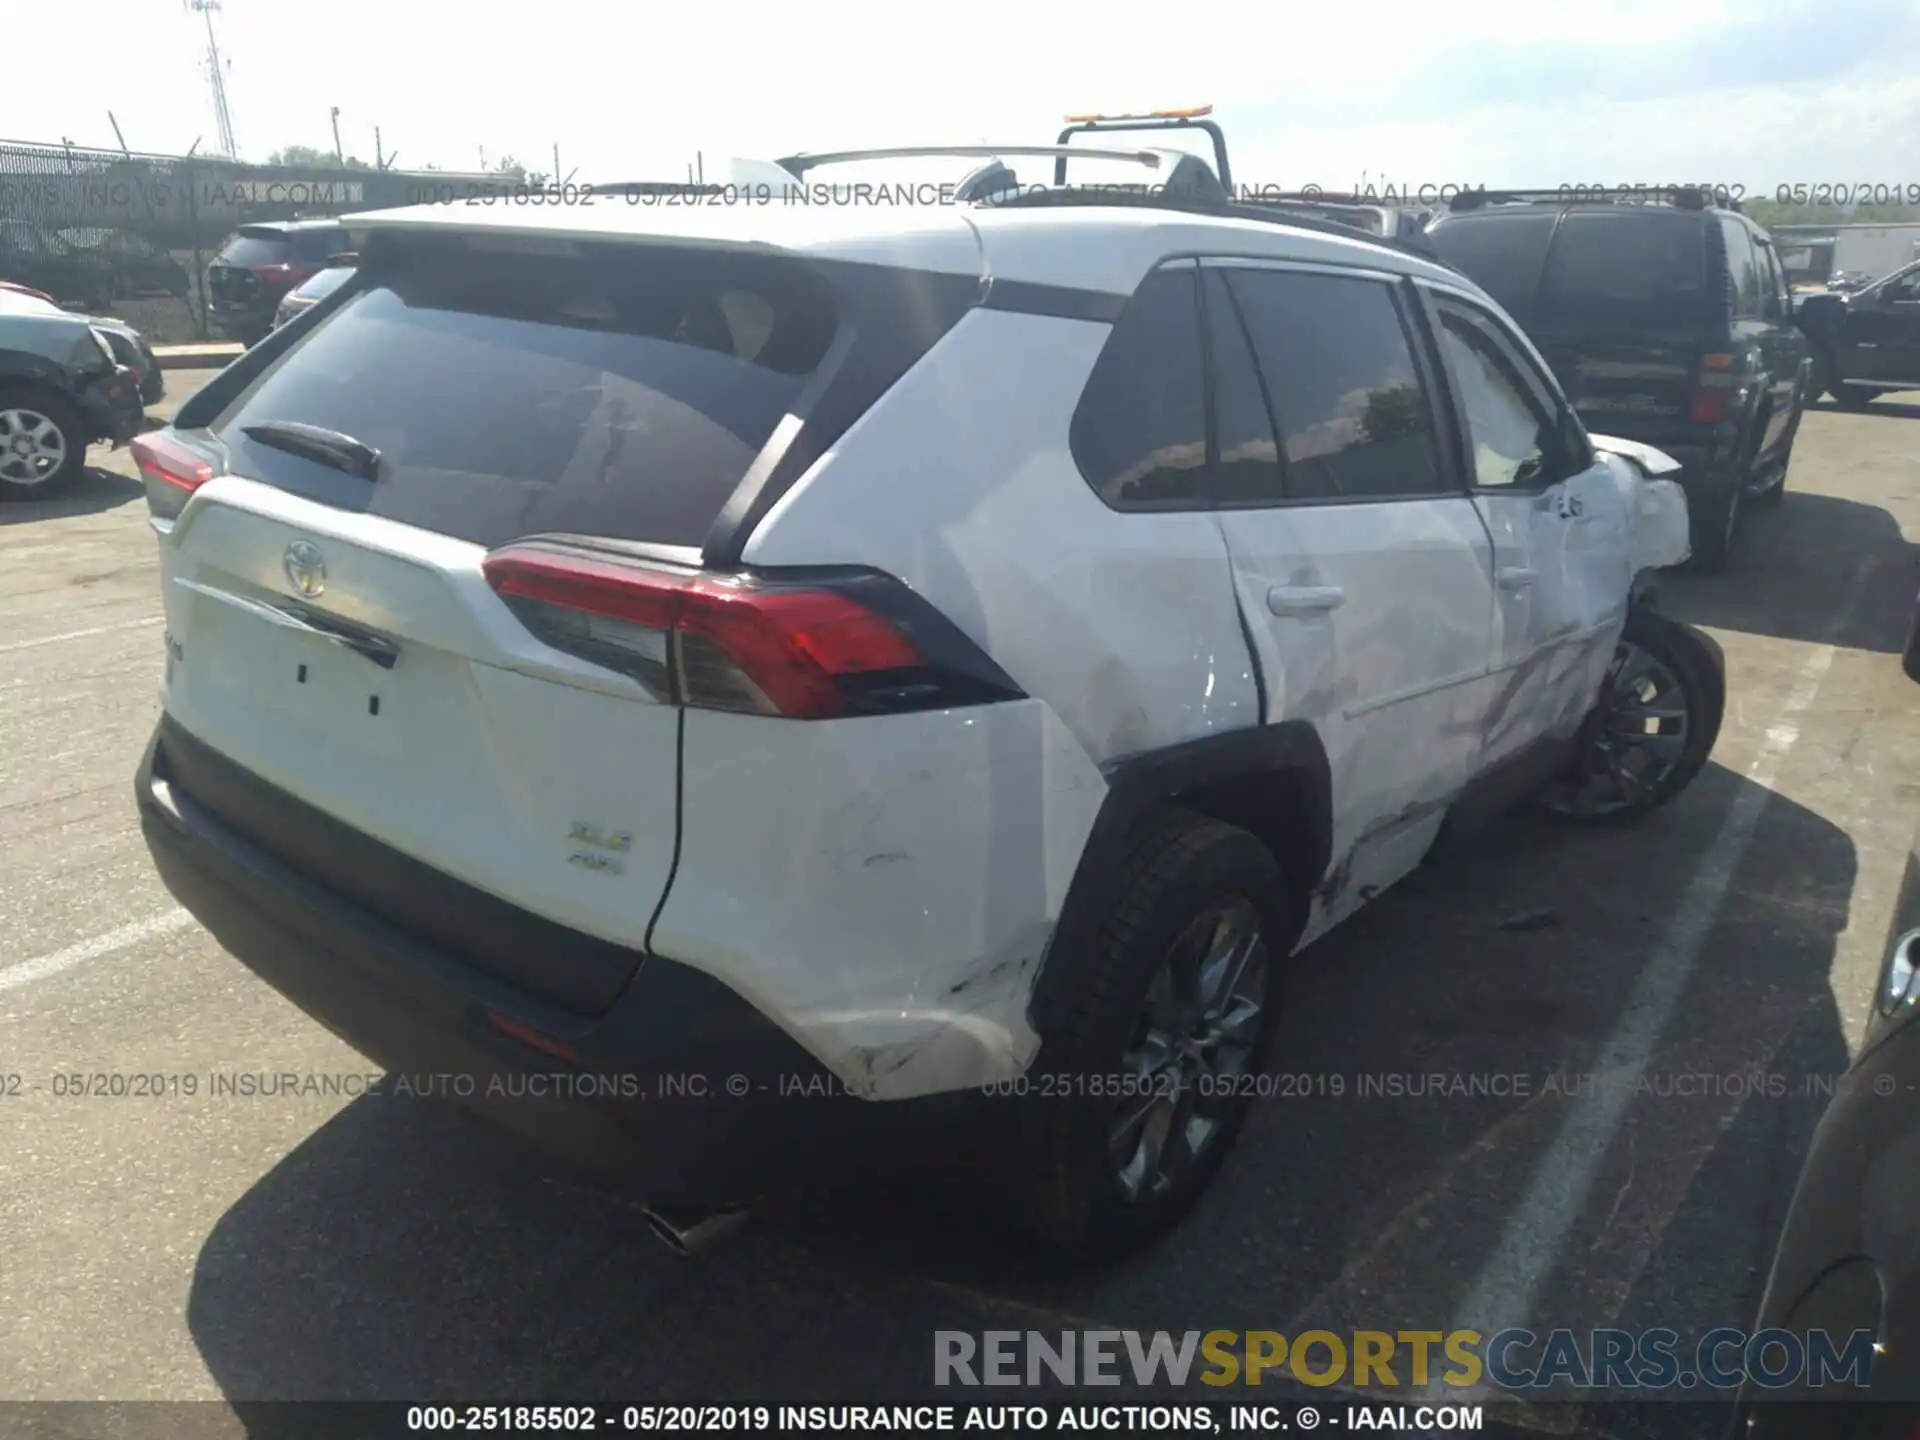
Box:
567;822;633;875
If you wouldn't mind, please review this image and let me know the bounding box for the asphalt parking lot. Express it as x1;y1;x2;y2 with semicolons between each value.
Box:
3;379;1919;1435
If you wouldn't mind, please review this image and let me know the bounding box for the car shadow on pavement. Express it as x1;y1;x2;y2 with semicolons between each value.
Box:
0;464;143;525
1807;397;1920;422
186;760;1854;1425
1659;489;1918;654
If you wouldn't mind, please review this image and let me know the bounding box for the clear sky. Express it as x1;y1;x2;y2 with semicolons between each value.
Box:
5;0;1917;193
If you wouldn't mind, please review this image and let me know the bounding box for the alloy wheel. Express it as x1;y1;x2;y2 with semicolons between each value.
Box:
1540;640;1692;819
1110;898;1269;1201
0;408;70;486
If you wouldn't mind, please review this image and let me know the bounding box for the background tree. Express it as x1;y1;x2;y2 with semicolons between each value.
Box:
265;144;371;170
1744;199;1920;229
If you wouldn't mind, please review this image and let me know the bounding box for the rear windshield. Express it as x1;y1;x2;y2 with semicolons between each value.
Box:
288;228;349;262
1429;209;1713;332
209;242;838;549
216;228;345;265
1425;211;1557;326
1536;212;1711;330
293;265;355;301
214;233;289;266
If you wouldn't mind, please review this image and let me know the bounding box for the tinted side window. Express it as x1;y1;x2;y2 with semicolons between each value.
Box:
1752;237;1789;319
1201;270;1285;505
1434;307;1559;489
1070;264;1209;510
1721;218;1761;320
1424;211;1558;329
1223;268;1445;501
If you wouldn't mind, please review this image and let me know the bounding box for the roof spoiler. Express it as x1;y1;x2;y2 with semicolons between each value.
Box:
772;143;1169;179
1055;105;1230;190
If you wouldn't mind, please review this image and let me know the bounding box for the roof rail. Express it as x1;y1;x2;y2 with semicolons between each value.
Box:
980;185;1450;266
1055;106;1230;190
1251;190;1429;210
1446;186;1739;215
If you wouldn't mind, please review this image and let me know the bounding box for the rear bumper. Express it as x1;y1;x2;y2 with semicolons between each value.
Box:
135;718;974;1203
205;304;275;342
137;350;165;405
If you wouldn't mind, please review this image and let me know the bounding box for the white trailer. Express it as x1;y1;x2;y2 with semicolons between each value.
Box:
1774;223;1920;287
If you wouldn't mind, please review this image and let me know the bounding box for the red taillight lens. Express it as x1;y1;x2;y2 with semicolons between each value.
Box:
1690;353;1738;425
132;433;217;522
482;1010;583;1065
252;262;319;289
483;547;925;719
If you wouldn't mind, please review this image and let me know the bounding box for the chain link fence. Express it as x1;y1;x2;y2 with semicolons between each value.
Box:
0;138;446;342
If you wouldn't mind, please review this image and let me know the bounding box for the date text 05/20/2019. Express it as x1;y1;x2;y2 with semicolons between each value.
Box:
401;1402;1484;1433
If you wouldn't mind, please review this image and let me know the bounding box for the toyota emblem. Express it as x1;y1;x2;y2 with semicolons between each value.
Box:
283;539;326;598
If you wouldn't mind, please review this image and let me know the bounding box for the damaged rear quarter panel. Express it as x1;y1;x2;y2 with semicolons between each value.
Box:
649;698;1107;1101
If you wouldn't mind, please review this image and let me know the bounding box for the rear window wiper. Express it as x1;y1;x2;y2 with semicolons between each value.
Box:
240;421;383;482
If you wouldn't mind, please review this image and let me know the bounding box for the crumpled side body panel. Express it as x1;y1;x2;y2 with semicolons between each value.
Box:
1591;433;1693;575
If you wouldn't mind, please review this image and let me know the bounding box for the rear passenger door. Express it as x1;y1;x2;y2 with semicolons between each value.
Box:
1197;259;1499;938
1417;286;1634;763
1749;231;1809;458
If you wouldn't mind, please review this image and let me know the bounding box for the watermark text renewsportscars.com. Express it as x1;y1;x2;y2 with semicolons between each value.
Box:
934;1327;1875;1393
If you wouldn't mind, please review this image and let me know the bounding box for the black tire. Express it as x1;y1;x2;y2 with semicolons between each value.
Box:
1834;383;1875;410
1001;811;1291;1261
1685;484;1739;571
1750;464;1788;507
0;385;87;500
1530;608;1723;825
1809;346;1839;401
1750;414;1793;509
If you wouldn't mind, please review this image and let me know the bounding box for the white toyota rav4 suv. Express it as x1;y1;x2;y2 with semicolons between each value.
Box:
132;142;1719;1261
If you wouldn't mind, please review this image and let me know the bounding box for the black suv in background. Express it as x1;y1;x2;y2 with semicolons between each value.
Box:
1426;192;1809;569
204;221;351;344
1797;257;1920;408
0;290;143;498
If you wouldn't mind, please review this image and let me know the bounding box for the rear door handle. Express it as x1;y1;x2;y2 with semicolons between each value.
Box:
1498;566;1539;590
1267;585;1346;616
173;577;401;669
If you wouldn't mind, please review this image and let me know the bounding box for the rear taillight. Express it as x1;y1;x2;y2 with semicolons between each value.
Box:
1690;352;1737;424
483;544;996;719
132;432;218;523
252;262;319;290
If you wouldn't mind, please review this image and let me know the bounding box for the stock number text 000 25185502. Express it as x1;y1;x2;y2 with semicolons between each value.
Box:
1557;183;1746;203
405;1404;778;1431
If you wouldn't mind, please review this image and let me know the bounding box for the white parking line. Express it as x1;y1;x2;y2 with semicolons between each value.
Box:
0;617;162;656
0;908;194;993
1446;616;1859;1363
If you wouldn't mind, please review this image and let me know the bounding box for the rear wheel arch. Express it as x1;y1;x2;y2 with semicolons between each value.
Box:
1028;721;1332;1035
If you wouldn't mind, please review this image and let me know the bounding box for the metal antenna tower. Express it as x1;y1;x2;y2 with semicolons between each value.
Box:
186;0;238;159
